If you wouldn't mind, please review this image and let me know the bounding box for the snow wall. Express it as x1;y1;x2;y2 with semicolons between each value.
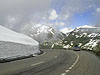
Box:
0;25;40;59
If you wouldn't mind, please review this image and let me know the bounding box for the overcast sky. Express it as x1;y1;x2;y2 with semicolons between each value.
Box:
0;0;100;32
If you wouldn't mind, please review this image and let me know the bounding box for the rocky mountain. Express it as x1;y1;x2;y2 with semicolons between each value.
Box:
22;24;64;48
61;25;100;50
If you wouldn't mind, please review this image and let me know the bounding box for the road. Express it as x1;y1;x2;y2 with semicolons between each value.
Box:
0;49;100;75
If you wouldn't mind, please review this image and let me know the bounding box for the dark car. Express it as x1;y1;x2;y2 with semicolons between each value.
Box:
73;46;81;51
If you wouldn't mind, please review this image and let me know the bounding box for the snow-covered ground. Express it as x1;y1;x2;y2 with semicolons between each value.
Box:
0;25;40;59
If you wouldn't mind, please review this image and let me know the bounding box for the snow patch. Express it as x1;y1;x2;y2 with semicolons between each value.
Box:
83;39;100;50
88;33;98;37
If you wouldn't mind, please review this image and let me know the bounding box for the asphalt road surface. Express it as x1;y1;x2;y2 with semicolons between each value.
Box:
0;49;100;75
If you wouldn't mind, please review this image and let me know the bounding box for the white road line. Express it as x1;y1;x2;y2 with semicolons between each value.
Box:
71;64;74;67
61;51;80;75
72;51;80;66
69;67;72;70
61;73;66;75
31;61;44;66
65;70;70;72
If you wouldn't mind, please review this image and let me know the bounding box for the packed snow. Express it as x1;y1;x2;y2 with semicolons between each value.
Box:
0;25;40;59
0;25;39;45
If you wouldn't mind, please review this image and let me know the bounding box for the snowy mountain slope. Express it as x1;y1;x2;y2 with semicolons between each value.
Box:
77;25;96;29
60;28;73;34
23;24;64;44
73;25;100;33
0;25;39;59
0;25;39;45
61;25;100;50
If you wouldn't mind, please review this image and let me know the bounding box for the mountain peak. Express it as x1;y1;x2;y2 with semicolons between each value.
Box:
77;25;96;29
60;28;73;34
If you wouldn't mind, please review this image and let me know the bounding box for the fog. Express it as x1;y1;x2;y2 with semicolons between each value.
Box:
0;0;52;32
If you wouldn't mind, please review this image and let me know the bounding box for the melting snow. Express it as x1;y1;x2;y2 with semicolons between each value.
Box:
83;39;100;50
88;33;98;37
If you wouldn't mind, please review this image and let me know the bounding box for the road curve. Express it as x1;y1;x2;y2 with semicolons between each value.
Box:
0;49;100;75
67;51;100;75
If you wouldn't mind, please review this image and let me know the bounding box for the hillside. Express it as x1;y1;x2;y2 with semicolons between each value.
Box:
62;25;100;50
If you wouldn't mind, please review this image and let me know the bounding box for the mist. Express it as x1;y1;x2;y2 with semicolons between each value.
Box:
0;0;52;32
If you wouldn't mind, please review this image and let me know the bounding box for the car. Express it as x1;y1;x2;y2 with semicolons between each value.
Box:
73;47;81;51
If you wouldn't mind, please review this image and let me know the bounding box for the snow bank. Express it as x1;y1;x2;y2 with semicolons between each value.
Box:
0;41;40;59
0;25;40;60
0;25;39;45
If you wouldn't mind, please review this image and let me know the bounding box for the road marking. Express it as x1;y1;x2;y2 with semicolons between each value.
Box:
72;51;80;67
69;67;72;70
31;61;44;66
61;51;80;75
71;64;74;67
61;73;66;75
65;70;70;72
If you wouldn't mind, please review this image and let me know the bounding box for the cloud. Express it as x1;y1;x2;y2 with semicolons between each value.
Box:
53;0;100;24
0;0;100;32
0;0;52;14
0;0;52;31
95;8;100;27
61;0;99;15
49;9;59;20
59;14;70;20
96;8;100;13
55;22;65;26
